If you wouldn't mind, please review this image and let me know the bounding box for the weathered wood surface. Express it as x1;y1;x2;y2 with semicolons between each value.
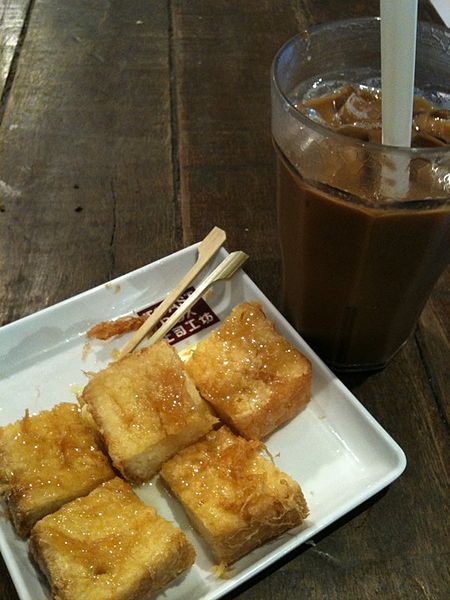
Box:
0;1;448;599
0;0;31;98
0;0;176;328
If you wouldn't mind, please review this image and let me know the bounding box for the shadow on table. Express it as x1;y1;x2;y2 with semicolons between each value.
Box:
222;486;389;599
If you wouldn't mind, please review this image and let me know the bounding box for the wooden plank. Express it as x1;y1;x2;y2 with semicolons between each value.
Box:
290;0;378;28
0;0;176;328
172;0;298;303
291;0;441;27
173;1;450;599
0;0;31;97
416;269;450;424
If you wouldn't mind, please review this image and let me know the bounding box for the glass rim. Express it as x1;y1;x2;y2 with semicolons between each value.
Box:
271;16;450;157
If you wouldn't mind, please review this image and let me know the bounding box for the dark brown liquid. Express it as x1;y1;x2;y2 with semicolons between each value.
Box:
276;147;450;369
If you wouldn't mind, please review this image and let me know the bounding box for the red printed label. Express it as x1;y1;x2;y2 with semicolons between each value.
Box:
137;287;219;345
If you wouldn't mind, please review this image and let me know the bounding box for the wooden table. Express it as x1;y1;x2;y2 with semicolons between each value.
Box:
0;1;448;598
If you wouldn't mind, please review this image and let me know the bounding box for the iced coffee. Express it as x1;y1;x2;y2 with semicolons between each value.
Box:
272;19;450;370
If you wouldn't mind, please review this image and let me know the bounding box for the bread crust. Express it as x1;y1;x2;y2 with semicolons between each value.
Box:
161;426;309;565
82;341;218;483
30;478;196;600
0;403;114;537
186;302;312;439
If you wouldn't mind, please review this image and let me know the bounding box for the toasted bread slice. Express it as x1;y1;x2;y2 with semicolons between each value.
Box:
0;403;114;538
161;426;309;566
82;341;218;483
30;477;195;600
185;302;311;439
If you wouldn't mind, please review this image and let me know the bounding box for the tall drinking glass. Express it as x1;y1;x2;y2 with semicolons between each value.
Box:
271;18;450;371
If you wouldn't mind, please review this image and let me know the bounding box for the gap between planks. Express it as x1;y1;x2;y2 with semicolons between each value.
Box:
0;0;36;125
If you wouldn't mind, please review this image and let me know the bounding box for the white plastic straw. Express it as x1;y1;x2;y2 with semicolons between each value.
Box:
380;0;418;198
380;0;418;147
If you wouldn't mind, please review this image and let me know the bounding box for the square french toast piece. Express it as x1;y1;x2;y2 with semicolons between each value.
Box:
82;341;218;483
161;426;309;566
30;477;196;600
0;403;114;538
185;302;311;439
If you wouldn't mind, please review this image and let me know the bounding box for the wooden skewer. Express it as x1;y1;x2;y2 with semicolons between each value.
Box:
145;251;249;348
116;226;226;359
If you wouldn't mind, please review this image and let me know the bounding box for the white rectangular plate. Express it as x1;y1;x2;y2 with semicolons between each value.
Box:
0;244;406;600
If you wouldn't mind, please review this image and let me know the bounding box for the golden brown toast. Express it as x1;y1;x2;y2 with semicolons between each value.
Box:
185;302;312;439
161;426;309;566
0;403;114;538
30;477;196;600
82;341;218;483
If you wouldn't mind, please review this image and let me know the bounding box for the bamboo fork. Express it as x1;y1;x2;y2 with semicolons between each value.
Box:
116;226;226;359
145;251;248;348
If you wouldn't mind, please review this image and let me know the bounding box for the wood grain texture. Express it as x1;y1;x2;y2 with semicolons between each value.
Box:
0;0;31;97
416;269;450;424
0;0;176;327
171;0;297;303
290;0;441;28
